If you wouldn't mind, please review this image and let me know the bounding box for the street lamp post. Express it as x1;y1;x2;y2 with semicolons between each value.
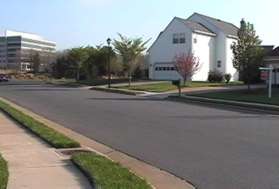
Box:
107;38;112;88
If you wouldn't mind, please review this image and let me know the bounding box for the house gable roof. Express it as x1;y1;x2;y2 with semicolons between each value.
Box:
191;13;239;37
147;17;216;52
175;17;215;36
267;46;279;56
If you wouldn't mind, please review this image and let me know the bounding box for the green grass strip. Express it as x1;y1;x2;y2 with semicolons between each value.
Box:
0;100;80;149
0;154;8;189
115;81;244;93
191;88;279;106
72;152;152;189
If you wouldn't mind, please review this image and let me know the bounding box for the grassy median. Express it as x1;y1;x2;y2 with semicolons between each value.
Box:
115;81;243;93
192;88;279;106
72;152;152;189
0;100;80;149
0;154;8;189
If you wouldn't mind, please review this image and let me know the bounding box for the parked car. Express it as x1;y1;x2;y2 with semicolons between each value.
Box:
0;74;9;82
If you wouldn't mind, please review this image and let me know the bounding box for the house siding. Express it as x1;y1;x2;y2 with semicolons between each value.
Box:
149;18;192;80
226;37;239;81
192;33;215;81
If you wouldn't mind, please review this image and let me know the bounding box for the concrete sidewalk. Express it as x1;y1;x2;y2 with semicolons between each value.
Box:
0;112;91;189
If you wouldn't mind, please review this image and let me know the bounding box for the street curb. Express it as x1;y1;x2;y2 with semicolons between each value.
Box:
168;95;279;114
0;97;195;189
90;86;145;96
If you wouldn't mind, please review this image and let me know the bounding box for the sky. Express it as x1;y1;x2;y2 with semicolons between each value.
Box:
0;0;278;50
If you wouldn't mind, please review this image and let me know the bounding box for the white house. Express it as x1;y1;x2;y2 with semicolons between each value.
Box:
148;13;239;81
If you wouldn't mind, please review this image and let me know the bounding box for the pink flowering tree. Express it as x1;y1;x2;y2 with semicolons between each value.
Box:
174;53;201;85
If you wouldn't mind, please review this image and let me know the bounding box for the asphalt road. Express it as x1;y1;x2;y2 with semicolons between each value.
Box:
1;83;279;189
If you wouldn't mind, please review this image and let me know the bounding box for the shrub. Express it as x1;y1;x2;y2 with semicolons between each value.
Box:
208;70;223;82
224;74;232;83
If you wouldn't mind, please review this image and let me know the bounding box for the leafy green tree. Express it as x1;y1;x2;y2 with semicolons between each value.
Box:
83;46;115;80
113;34;149;86
231;19;264;90
52;46;119;81
68;47;91;81
52;52;75;79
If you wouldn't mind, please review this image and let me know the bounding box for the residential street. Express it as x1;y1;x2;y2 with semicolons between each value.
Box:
1;83;279;189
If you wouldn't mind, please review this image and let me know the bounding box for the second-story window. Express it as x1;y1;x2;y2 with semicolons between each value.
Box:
173;34;179;44
179;33;185;43
173;33;185;44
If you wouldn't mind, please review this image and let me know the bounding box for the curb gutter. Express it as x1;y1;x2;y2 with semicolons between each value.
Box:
0;97;195;189
91;86;145;96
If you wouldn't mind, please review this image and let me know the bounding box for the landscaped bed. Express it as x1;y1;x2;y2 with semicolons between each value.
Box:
0;100;80;149
191;88;279;106
72;152;152;189
115;81;243;93
0;154;8;189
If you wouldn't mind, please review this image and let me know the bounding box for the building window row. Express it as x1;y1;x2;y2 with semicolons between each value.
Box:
8;43;21;47
155;66;176;71
7;36;21;42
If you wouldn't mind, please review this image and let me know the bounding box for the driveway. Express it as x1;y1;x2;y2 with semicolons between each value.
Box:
0;83;279;189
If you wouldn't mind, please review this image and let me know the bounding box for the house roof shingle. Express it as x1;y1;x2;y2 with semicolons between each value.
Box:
193;13;239;37
176;17;215;35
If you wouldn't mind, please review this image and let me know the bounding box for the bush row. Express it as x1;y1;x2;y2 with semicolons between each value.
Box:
208;70;232;83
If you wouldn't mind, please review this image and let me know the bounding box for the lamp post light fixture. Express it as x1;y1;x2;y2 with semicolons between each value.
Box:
107;38;112;88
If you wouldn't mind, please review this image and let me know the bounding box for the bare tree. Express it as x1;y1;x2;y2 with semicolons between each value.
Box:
174;53;201;85
31;51;41;73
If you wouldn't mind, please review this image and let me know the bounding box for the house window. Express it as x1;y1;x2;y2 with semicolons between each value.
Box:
217;60;222;68
173;33;185;44
179;33;186;43
193;38;197;44
173;34;179;44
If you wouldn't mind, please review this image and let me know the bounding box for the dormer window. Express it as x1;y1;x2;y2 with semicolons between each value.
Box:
173;33;185;44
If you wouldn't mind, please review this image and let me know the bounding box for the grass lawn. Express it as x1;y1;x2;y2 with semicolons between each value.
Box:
192;88;279;106
0;100;80;149
115;81;244;93
0;154;8;189
72;152;152;189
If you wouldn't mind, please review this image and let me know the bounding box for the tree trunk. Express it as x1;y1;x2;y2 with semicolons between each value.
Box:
178;85;182;97
128;69;132;87
247;80;251;91
183;75;187;86
128;74;132;87
76;67;80;81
